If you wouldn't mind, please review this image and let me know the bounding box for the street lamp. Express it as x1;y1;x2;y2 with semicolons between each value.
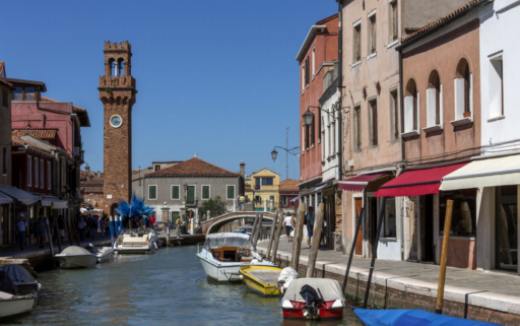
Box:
271;148;279;162
271;128;299;180
303;109;314;126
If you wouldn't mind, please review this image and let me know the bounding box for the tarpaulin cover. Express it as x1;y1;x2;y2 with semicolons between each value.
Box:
282;278;344;302
205;232;251;249
55;246;93;257
338;173;389;192
354;308;498;326
0;264;39;295
375;163;466;197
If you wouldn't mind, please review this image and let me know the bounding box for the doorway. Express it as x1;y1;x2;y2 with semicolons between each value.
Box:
354;197;363;255
419;195;435;262
321;189;336;250
496;186;518;271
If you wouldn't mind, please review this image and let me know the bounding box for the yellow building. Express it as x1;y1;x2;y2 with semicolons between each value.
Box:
245;168;280;211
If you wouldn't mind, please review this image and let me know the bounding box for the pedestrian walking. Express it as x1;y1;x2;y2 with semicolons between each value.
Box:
16;217;27;250
283;214;294;239
305;206;315;247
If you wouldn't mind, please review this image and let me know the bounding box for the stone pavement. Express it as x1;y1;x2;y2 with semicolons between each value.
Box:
258;236;520;320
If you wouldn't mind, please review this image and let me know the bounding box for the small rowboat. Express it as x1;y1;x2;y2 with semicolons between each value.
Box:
353;308;498;326
240;265;283;296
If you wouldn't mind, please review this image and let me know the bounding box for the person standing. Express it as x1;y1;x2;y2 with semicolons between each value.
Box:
283;214;294;240
16;217;27;251
305;206;315;247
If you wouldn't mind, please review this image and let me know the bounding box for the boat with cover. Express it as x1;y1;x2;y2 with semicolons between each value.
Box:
353;308;498;326
114;229;158;254
281;278;345;320
55;246;97;269
197;232;274;282
0;264;41;319
240;265;283;296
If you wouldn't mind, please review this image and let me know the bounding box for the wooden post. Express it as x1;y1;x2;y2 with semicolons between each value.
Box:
306;202;324;277
342;207;365;292
250;213;260;245
291;204;305;270
270;209;285;263
363;197;386;308
252;213;264;251
266;210;280;260
435;199;454;314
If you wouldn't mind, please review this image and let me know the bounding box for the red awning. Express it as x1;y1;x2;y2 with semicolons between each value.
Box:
338;173;389;192
375;163;467;197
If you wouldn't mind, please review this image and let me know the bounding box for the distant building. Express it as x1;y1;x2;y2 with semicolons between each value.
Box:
0;63;12;245
132;157;243;223
279;179;299;213
80;167;105;212
245;168;281;212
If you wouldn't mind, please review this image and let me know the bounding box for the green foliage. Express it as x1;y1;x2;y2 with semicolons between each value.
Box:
200;196;227;219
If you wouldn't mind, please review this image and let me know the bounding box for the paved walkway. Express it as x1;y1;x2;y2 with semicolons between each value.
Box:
257;236;520;317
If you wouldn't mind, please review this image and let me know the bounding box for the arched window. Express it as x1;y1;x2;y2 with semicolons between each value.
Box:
109;58;117;77
426;70;442;127
455;59;472;120
117;58;126;77
404;79;418;133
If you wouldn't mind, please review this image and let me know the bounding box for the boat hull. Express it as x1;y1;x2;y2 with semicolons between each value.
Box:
114;246;155;255
96;247;115;263
0;295;35;319
240;265;282;296
282;306;343;320
197;251;246;282
57;255;97;269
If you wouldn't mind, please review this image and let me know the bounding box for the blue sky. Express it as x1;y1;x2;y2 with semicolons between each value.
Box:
0;1;337;180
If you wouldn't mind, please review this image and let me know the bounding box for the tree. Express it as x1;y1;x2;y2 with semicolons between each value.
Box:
200;196;227;219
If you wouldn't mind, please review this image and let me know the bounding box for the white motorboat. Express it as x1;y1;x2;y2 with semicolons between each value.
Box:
0;264;41;319
55;246;97;269
114;229;158;254
197;232;274;282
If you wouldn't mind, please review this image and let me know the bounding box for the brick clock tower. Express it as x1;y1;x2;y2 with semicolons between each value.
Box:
98;41;136;212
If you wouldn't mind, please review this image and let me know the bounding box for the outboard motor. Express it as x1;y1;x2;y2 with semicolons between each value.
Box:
299;284;324;320
277;267;298;293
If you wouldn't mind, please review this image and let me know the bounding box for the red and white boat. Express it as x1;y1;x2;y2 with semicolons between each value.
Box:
281;278;345;320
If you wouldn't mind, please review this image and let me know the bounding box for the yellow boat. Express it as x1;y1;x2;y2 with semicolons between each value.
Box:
240;265;283;296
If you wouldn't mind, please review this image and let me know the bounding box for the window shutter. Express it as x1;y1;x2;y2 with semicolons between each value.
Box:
404;95;414;132
454;78;465;120
426;88;437;127
469;73;474;117
439;84;444;126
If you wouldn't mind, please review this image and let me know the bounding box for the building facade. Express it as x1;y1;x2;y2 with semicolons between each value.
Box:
279;179;300;214
245;168;281;212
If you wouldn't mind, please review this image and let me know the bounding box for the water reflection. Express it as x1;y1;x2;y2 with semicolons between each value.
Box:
9;247;361;326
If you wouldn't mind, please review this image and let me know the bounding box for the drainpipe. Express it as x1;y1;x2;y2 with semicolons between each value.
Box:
398;41;406;261
337;0;343;182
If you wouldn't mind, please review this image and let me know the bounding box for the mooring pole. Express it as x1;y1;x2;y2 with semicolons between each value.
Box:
342;207;365;292
270;209;285;264
290;203;306;270
266;211;279;259
250;213;260;246
252;213;264;251
435;199;454;314
306;202;325;277
363;197;386;308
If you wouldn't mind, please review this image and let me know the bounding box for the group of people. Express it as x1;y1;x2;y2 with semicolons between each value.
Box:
16;214;67;251
282;206;316;246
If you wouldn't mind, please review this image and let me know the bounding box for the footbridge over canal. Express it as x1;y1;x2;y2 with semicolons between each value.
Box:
201;211;276;235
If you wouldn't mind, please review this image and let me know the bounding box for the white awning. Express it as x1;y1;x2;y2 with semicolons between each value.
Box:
440;155;520;191
0;186;40;206
41;196;68;209
0;193;13;205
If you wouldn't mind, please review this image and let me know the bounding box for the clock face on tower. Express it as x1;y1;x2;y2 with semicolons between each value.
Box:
109;114;123;128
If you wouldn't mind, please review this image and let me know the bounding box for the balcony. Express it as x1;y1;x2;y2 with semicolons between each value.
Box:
98;76;136;89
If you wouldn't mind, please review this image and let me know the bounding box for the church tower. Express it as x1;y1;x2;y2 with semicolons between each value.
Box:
98;41;136;211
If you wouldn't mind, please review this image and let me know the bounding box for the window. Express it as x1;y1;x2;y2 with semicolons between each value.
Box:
311;49;316;77
403;79;418;133
383;197;397;238
440;189;476;237
186;185;196;205
368;13;377;55
301;67;305;91
353;22;362;63
390;90;399;139
255;177;274;189
227;185;236;200
304;57;310;86
148;185;158;200
353;105;361;151
304;111;315;149
202;185;210;200
34;157;39;189
389;0;398;42
495;186;517;270
27;155;32;187
369;99;378;146
13;87;23;100
109;59;117;77
171;185;180;200
117;59;125;77
489;53;504;119
426;70;442;127
47;161;51;190
1;147;6;175
321;119;326;160
454;59;472;120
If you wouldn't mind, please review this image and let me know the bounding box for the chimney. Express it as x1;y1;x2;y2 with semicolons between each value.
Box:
239;162;246;177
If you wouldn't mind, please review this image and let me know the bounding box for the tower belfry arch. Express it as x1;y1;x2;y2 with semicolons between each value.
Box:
98;41;137;211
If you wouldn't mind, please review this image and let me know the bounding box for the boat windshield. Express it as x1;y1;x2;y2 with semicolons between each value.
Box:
205;232;250;249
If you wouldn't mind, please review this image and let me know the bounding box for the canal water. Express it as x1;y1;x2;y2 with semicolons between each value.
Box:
9;246;362;326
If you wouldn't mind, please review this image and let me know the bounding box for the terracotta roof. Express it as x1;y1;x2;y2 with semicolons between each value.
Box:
147;157;240;178
13;129;58;141
401;0;489;46
279;179;300;192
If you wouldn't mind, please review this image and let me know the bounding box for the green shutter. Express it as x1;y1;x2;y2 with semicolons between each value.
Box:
202;186;210;199
172;186;179;199
149;186;157;199
227;185;235;199
187;185;195;204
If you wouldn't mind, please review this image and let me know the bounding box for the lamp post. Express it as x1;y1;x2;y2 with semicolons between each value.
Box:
271;127;299;180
